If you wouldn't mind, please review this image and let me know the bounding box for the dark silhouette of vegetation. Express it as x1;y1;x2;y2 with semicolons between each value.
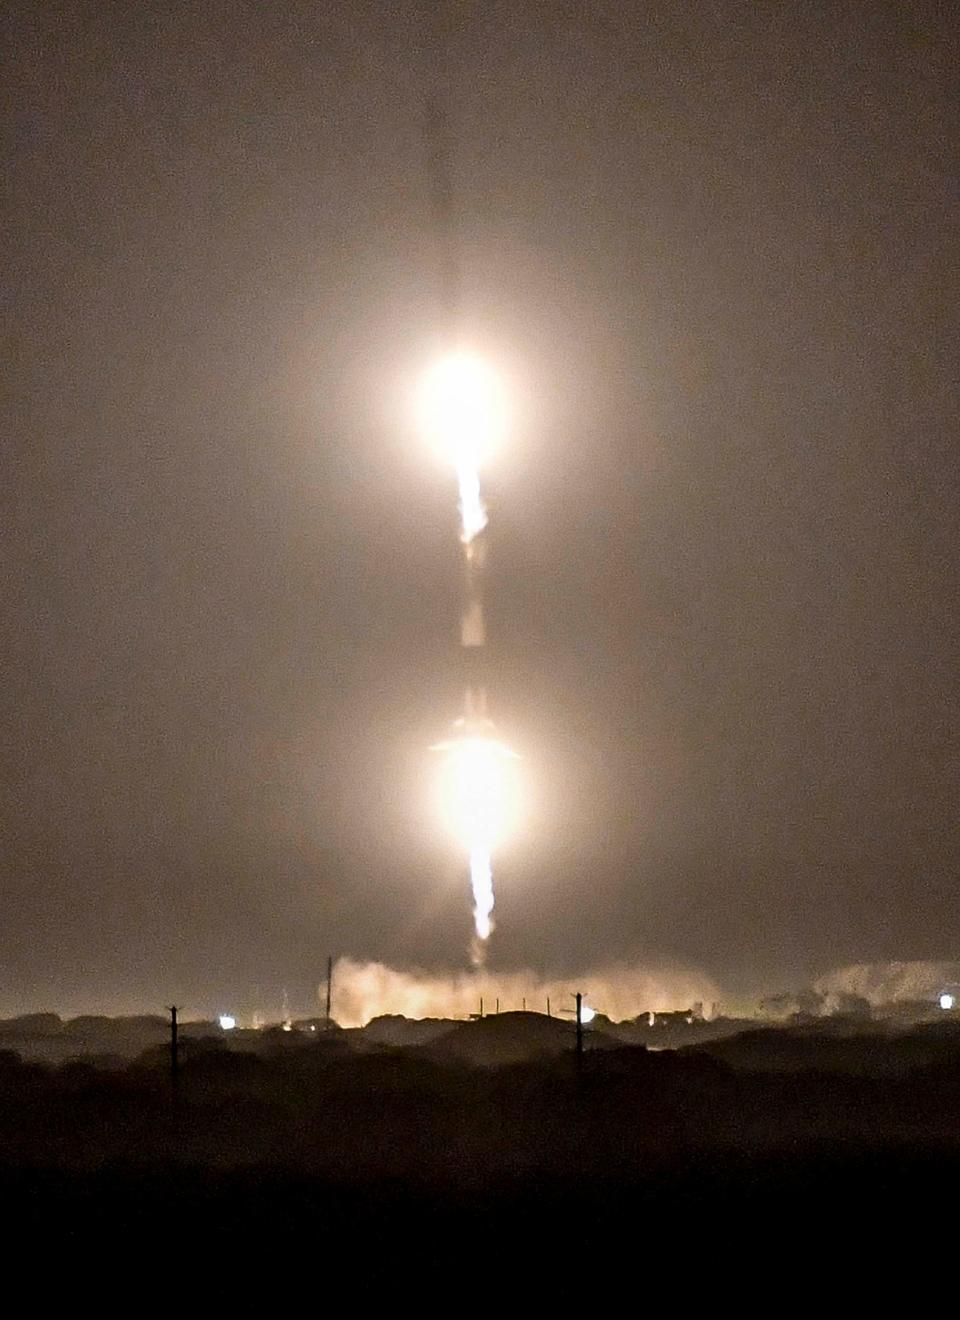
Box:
1;1016;959;1281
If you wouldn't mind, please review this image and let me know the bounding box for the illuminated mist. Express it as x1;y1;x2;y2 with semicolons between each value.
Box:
814;961;960;1006
327;957;720;1028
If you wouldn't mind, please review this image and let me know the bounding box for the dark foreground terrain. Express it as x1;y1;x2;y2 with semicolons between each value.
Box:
1;1014;958;1289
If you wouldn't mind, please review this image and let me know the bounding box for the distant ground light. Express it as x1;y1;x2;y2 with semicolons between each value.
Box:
218;1014;236;1030
938;993;955;1011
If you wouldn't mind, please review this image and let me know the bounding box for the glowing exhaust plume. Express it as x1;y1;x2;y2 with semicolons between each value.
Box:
458;466;486;544
420;350;513;957
469;847;494;942
435;734;519;956
418;352;505;543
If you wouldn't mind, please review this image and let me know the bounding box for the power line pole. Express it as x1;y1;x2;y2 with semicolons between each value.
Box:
167;1005;180;1099
325;955;333;1030
557;994;586;1073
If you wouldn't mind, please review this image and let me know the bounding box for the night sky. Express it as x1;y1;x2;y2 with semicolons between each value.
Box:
4;1;958;1016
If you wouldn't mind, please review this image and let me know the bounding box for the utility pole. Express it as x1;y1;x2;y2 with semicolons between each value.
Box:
325;955;333;1030
167;1005;180;1099
559;994;586;1069
546;997;551;1017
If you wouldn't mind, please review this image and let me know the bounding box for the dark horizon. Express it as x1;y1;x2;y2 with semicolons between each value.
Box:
4;2;958;1018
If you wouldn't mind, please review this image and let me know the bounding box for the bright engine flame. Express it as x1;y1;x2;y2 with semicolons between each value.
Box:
436;735;519;953
419;353;506;543
469;847;494;943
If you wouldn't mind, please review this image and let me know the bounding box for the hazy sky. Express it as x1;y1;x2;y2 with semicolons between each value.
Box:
4;1;957;1016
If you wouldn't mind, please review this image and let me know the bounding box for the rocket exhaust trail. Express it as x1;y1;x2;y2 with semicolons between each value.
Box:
457;465;487;545
419;352;510;955
470;849;494;962
422;80;516;961
433;726;518;959
455;461;496;957
461;518;486;647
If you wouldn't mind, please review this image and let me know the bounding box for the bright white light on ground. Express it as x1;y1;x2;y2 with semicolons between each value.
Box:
218;1014;236;1030
939;993;955;1011
418;352;507;473
581;1004;596;1024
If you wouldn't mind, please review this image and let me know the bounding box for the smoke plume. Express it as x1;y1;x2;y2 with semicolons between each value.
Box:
814;960;960;1006
325;957;720;1028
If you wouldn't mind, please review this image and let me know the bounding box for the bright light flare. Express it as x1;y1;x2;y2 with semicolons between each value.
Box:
580;1004;596;1024
418;352;506;543
419;353;506;471
434;734;520;948
939;993;955;1011
218;1014;236;1031
437;735;519;855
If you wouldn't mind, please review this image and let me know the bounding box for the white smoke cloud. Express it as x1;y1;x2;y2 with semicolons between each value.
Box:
325;957;720;1028
814;960;960;1006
